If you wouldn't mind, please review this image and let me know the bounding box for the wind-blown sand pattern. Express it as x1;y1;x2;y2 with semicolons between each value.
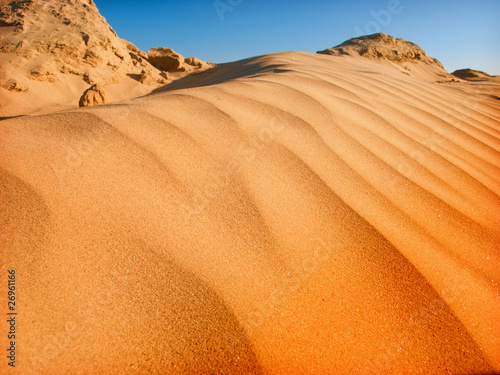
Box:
1;48;500;373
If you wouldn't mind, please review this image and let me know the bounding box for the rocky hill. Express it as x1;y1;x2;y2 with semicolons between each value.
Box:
0;0;211;117
452;68;495;81
317;33;455;82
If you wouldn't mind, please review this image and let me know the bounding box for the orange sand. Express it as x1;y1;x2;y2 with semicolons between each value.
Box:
1;52;499;374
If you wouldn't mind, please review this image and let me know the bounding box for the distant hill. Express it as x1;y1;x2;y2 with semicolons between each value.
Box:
317;33;457;82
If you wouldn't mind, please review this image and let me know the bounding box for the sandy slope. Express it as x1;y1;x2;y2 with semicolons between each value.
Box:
1;51;499;374
0;0;212;117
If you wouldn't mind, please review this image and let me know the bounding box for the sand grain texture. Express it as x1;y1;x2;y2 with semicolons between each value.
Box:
0;49;500;374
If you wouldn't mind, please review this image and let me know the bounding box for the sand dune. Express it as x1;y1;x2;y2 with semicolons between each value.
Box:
1;49;500;374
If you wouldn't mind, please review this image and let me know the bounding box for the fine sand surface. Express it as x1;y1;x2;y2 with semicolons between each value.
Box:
1;51;499;374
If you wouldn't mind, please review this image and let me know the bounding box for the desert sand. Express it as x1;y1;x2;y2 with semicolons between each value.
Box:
1;1;500;375
0;0;212;117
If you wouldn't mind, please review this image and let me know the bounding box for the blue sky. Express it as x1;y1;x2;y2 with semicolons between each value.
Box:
94;0;500;75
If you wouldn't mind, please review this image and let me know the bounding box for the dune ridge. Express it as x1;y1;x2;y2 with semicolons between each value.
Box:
1;50;499;374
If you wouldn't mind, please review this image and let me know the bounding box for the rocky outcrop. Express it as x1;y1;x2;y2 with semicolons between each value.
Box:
317;33;457;82
452;69;493;81
185;57;204;68
146;48;213;73
78;83;111;107
0;0;151;76
318;33;443;66
29;65;57;82
139;68;168;85
2;78;28;92
0;0;211;116
147;47;187;72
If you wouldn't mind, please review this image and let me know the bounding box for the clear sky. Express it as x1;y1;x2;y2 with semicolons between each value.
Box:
94;0;500;75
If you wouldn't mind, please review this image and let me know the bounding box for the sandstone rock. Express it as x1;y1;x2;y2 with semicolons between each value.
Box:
78;84;112;107
317;33;455;82
29;66;57;82
129;52;146;67
160;71;169;80
126;42;148;60
59;64;80;75
157;74;168;84
0;0;161;79
139;68;168;85
147;47;186;72
2;78;28;92
83;72;97;85
139;68;158;85
452;69;493;80
318;33;443;67
184;57;204;67
0;0;209;115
